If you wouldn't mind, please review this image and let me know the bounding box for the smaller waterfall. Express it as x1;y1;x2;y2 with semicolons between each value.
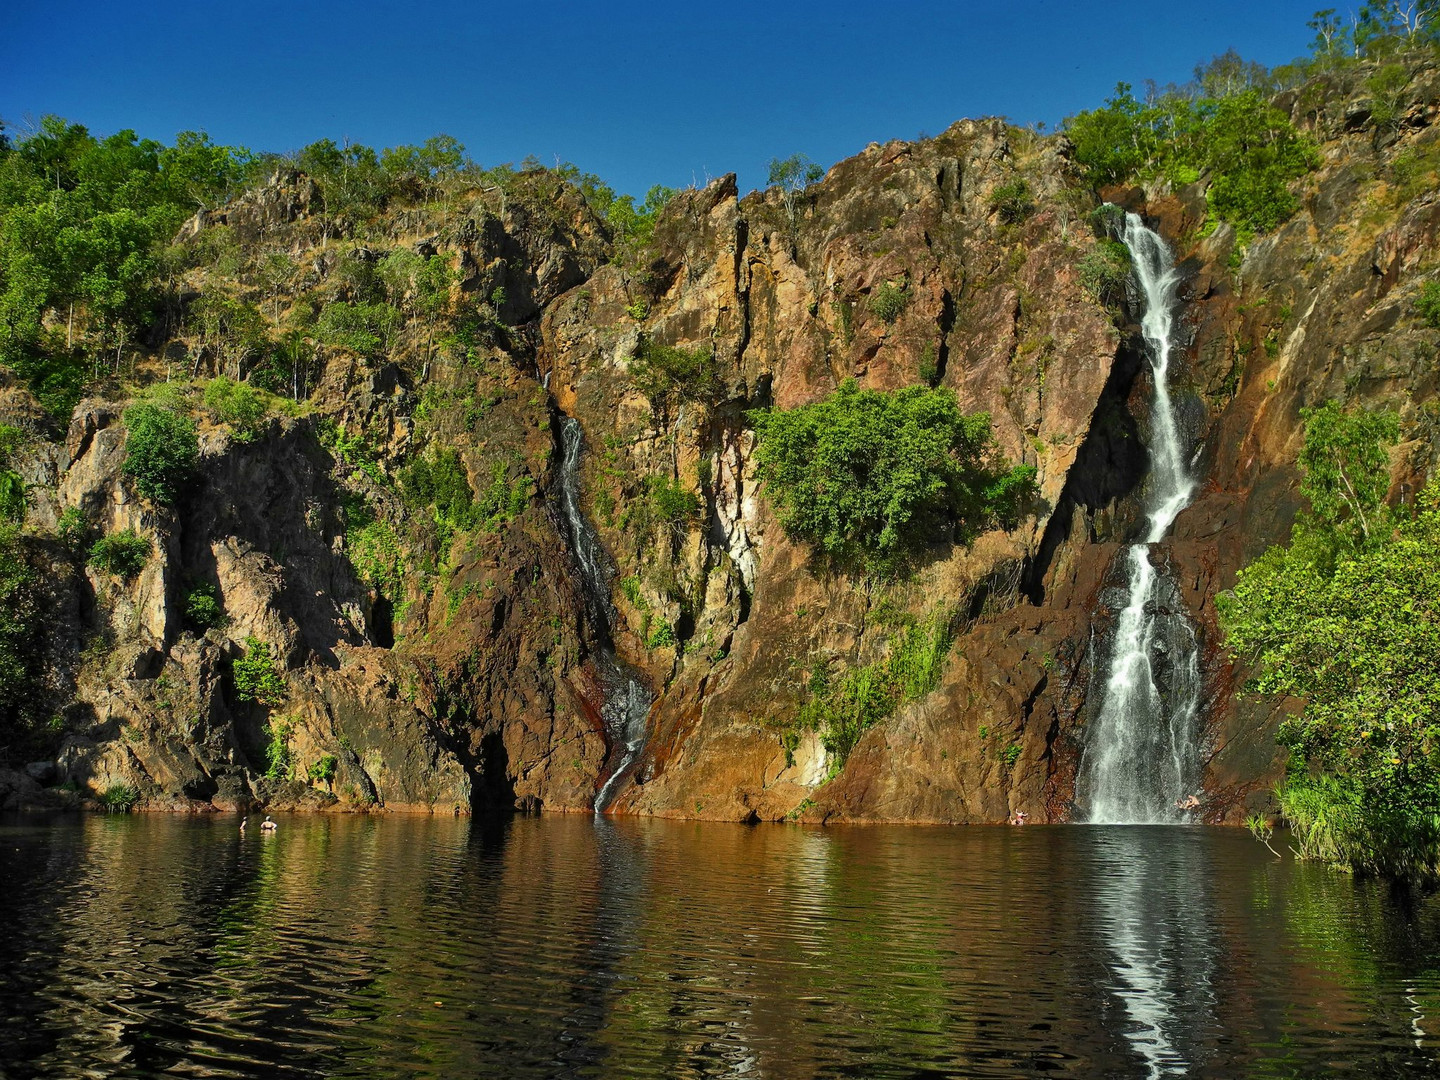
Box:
1076;213;1203;825
557;418;653;812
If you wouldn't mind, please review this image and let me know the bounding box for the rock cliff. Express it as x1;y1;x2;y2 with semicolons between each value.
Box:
4;62;1439;821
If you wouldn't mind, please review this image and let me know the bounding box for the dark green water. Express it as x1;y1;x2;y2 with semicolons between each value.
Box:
1;815;1437;1079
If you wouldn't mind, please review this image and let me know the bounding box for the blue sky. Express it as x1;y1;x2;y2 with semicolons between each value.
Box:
3;1;1319;196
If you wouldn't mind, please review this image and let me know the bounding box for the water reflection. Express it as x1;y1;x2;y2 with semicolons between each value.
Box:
2;816;1439;1078
1085;827;1219;1077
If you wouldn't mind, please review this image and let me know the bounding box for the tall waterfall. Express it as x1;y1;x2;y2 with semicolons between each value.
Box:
557;418;653;812
1076;213;1202;825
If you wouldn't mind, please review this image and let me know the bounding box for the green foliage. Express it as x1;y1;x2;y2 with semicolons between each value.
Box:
554;163;676;257
202;376;267;441
233;635;287;708
0;469;22;523
0;525;47;744
988;178;1036;224
122;401;198;504
308;754;338;784
1366;63;1413;128
0;118;253;408
767;153;825;224
87;528;151;578
1219;402;1440;884
1065;81;1319;236
99;782;139;812
629;338;722;410
751;380;1036;570
399;448;527;554
867;281;910;324
316;300;401;358
56;506;93;552
184;582;226;630
1078;240;1132;308
795;607;955;766
342;495;405;597
262;716;293;779
1417;280;1440;329
1296;400;1399;550
647;474;700;529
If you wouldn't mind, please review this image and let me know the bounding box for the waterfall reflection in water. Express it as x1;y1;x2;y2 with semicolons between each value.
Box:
2;815;1440;1079
1086;827;1219;1078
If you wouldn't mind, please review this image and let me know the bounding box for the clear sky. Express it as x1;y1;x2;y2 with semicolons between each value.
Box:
2;1;1320;196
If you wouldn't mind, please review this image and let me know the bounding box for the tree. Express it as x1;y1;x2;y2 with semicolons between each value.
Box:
1295;400;1398;548
122;401;198;504
751;380;1035;569
767;154;825;225
233;636;287;707
1218;403;1440;885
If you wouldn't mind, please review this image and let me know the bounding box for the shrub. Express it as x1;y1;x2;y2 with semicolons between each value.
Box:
262;716;293;779
0;425;24;523
751;380;1036;569
88;529;151;578
203;376;267;441
629;338;722;409
308;754;338;784
793;607;954;766
1078;240;1132;307
99;783;139;813
56;506;94;552
988;178;1035;224
0;525;45;743
122;402;198;505
1417;280;1440;330
402;449;474;530
184;583;226;630
233;636;287;708
867;281;910;324
316;301;401;357
648;475;700;528
0;470;23;524
1065;83;1318;236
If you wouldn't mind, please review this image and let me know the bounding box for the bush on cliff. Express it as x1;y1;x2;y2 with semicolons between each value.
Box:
122;401;198;505
751;380;1036;571
233;636;287;708
88;528;151;578
1219;402;1440;885
0;525;47;747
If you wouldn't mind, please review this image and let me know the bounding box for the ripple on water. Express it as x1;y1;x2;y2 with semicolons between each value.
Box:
2;816;1439;1079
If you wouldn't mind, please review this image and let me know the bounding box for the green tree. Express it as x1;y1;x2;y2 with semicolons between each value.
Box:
203;376;267;441
0;524;45;744
751;380;1036;569
233;636;287;707
1218;403;1440;884
767;153;825;225
122;401;198;504
88;528;151;577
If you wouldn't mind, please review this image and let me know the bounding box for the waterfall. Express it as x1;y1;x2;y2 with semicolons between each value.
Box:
557;417;653;812
1076;213;1203;825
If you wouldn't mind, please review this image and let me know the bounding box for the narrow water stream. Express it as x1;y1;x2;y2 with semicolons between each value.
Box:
556;417;652;812
1076;213;1203;825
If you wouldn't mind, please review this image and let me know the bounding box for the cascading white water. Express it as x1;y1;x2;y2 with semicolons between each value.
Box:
1076;213;1202;825
557;418;653;813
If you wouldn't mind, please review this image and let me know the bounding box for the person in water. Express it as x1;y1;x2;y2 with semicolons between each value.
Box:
260;815;278;831
1010;809;1029;826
